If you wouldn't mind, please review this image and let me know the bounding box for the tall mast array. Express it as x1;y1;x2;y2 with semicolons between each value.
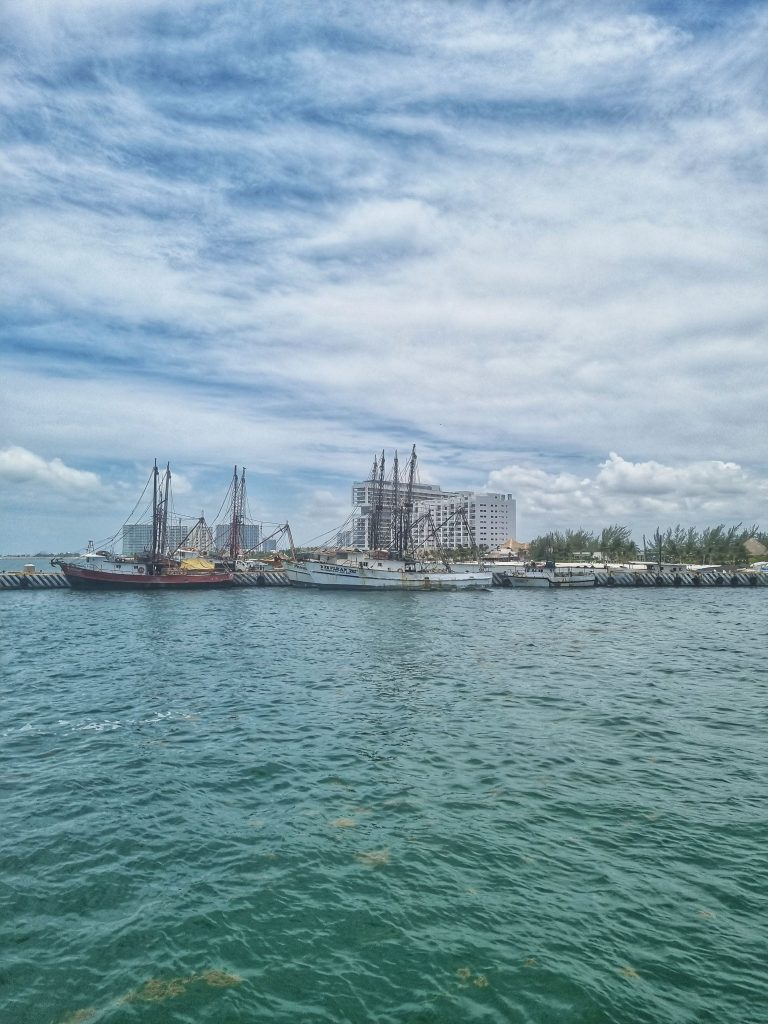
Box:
401;445;417;557
369;450;386;550
390;450;400;552
228;465;247;561
149;461;171;574
159;463;171;560
150;460;159;571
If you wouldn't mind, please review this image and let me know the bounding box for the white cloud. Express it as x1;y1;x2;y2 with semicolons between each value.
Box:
0;446;102;493
487;453;768;537
595;452;753;499
2;2;768;551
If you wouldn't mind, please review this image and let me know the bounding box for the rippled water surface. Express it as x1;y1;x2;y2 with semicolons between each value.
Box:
1;587;766;1024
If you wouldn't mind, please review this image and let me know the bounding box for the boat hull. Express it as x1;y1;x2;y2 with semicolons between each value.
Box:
507;571;596;589
58;563;234;589
284;559;492;590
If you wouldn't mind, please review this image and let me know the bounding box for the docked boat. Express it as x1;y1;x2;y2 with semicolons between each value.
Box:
504;560;596;589
53;462;234;589
283;446;492;591
284;552;491;590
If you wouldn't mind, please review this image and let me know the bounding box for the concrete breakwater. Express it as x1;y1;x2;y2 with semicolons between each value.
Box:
0;570;288;589
493;568;767;587
2;568;767;589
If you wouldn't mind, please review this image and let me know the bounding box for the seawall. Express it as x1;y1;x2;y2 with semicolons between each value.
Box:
2;569;767;590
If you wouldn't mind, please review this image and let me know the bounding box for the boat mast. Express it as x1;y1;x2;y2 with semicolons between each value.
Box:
158;463;171;563
228;465;246;562
372;450;385;551
460;503;482;569
367;454;378;550
390;450;399;554
401;445;417;557
284;522;297;559
150;460;159;573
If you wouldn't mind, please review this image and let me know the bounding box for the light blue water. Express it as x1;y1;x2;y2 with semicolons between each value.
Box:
1;587;766;1023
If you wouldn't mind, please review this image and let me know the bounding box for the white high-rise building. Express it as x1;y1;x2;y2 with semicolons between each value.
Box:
350;471;516;551
413;492;516;551
351;476;443;549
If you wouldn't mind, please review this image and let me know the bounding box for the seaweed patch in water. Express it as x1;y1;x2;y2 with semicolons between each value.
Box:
61;1010;97;1023
122;968;242;1003
198;969;242;987
455;967;489;988
356;849;390;867
123;976;189;1002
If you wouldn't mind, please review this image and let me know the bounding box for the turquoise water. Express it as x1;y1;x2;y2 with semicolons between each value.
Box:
1;587;765;1024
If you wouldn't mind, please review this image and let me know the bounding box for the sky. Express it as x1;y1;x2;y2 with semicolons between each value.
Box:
1;0;766;551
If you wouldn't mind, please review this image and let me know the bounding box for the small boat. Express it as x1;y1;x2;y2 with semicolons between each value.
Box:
53;462;234;590
283;446;492;591
504;560;596;589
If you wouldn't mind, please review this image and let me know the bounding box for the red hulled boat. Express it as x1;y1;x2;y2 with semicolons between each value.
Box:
53;461;235;590
54;559;234;589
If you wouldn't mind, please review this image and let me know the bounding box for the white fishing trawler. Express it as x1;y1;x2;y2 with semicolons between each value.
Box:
284;552;491;590
284;446;492;591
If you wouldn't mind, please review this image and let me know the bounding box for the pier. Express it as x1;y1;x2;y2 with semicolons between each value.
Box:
2;569;767;590
492;569;767;587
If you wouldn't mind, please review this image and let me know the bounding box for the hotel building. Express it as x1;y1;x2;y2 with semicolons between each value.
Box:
350;476;516;551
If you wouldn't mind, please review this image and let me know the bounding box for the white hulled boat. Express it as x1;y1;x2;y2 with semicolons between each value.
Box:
505;560;596;589
284;552;491;590
284;446;492;591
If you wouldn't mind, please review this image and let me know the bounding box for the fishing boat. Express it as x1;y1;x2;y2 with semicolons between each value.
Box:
284;552;491;590
283;446;492;591
503;560;596;589
53;462;234;589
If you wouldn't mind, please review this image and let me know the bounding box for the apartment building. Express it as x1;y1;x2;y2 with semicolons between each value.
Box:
413;491;516;550
350;476;516;551
350;477;443;549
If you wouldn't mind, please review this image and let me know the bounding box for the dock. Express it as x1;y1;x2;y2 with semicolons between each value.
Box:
492;569;767;587
2;569;767;590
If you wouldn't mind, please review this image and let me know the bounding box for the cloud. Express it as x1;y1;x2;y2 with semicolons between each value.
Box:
487;453;768;537
595;452;753;498
1;1;767;551
0;446;102;493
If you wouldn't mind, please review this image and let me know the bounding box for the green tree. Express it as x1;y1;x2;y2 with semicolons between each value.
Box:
527;529;596;560
598;524;637;561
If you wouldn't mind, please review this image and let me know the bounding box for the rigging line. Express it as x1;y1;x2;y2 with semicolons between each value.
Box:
116;468;153;537
300;511;356;547
260;523;288;544
210;473;236;527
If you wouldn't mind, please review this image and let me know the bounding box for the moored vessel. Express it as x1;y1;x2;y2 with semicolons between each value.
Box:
284;446;492;591
504;560;596;588
53;462;234;589
284;552;491;590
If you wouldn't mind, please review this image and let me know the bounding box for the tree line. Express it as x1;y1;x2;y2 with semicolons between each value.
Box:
526;524;767;565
